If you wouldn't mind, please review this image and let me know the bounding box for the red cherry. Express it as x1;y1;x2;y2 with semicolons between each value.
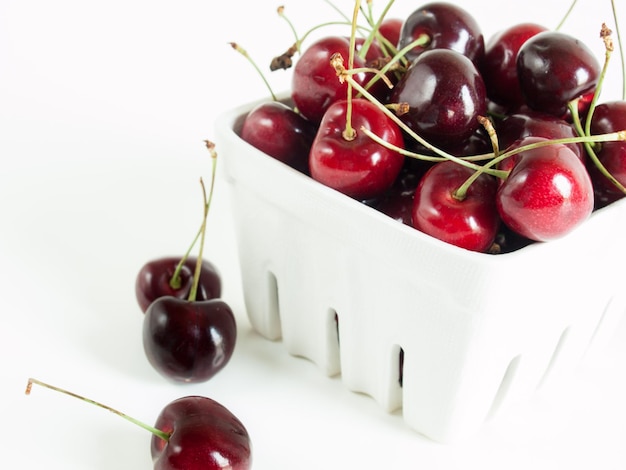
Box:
135;256;222;313
480;22;548;109
391;48;487;151
397;2;484;64
496;110;585;162
143;297;237;383
378;17;403;48
588;100;626;206
411;160;500;252
309;98;405;200
517;31;601;117
291;36;378;124
496;137;594;241
240;100;316;173
151;396;251;470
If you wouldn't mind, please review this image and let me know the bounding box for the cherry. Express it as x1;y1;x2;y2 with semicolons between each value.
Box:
375;162;425;224
143;296;237;383
517;30;601;117
588;100;626;206
240;100;316;174
390;48;487;151
496;110;585;162
309;97;405;200
378;17;403;48
25;378;252;470
397;2;484;65
152;396;251;470
411;160;500;252
135;256;222;313
496;137;594;242
291;35;381;124
480;22;548;109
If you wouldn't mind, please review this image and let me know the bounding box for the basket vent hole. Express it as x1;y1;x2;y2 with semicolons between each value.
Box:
537;326;571;389
486;354;521;421
398;347;404;387
266;270;282;337
327;309;341;375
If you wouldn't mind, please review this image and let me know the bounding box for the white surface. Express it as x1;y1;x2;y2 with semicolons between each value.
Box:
1;0;625;468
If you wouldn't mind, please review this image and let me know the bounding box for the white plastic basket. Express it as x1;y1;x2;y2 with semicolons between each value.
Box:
215;95;626;443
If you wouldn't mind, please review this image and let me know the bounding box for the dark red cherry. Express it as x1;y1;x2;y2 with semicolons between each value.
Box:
481;22;548;109
588;100;626;207
292;36;380;124
136;256;221;313
152;396;251;470
517;31;601;117
411;160;500;252
240;100;315;173
496;137;594;241
309;98;405;200
397;2;484;64
391;48;487;151
496;110;585;162
143;297;237;383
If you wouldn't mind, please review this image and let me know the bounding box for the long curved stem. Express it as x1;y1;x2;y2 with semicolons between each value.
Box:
26;378;170;443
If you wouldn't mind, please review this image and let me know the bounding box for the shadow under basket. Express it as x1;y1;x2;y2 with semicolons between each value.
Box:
215;96;626;443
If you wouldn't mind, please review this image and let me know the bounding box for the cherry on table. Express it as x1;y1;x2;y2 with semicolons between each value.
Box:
25;378;252;470
135;256;222;313
152;395;251;470
143;296;237;383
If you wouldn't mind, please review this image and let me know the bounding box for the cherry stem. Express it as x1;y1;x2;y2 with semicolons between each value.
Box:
277;5;300;50
25;378;171;442
610;0;626;100
188;141;218;302
229;42;277;101
555;0;578;31
340;0;361;142
357;0;396;60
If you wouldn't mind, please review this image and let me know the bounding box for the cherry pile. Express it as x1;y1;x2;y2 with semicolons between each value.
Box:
239;0;626;253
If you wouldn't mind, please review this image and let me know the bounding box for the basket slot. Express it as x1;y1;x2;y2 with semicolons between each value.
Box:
486;354;522;421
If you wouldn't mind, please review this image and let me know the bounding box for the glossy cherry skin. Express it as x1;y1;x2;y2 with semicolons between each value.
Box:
151;396;251;470
496;110;585;162
136;257;222;313
143;297;237;383
411;160;500;252
378;17;403;49
496;137;594;242
481;23;548;109
397;2;484;64
309;98;405;200
588;100;626;207
391;48;486;150
240;100;315;174
517;31;601;117
292;36;381;124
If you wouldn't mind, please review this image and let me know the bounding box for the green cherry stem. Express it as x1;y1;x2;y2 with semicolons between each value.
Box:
610;0;626;100
230;42;277;101
188;141;218;302
555;0;578;31
26;378;171;442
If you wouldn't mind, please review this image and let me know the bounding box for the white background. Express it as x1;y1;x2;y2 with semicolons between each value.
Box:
1;0;626;468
